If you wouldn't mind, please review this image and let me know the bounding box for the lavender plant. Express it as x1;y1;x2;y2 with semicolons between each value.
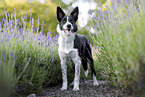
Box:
0;9;61;96
89;0;145;95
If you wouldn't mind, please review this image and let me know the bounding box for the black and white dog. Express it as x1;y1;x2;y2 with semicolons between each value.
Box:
56;6;99;91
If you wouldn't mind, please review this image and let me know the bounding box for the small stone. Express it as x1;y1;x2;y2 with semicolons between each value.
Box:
27;94;36;97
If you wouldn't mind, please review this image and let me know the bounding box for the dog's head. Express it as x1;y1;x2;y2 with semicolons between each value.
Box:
57;6;79;36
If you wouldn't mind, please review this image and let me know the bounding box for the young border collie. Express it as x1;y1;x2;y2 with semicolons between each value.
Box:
56;6;99;91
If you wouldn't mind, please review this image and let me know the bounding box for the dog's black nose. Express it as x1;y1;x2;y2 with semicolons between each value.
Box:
67;24;71;28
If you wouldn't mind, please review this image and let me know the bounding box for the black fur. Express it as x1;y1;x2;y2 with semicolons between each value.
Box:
70;7;79;22
57;6;78;32
57;6;65;22
74;34;96;76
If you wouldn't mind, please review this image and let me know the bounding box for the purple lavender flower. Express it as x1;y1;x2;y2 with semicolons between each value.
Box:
125;0;130;4
99;3;102;6
28;81;32;85
89;10;92;15
0;22;2;32
4;10;7;18
1;40;3;44
14;56;16;61
10;52;13;57
14;8;16;19
32;17;34;26
137;8;139;12
3;54;6;60
28;57;31;61
51;56;54;62
116;0;121;4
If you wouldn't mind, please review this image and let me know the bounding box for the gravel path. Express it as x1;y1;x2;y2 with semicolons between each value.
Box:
38;80;129;97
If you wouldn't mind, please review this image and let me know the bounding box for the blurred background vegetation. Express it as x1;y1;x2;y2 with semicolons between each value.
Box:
0;0;106;35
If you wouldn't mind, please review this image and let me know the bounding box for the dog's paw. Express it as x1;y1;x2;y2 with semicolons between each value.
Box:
93;81;99;86
73;87;79;91
73;81;79;91
84;70;88;78
60;87;67;91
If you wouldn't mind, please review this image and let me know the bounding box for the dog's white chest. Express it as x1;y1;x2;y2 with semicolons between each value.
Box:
58;35;77;54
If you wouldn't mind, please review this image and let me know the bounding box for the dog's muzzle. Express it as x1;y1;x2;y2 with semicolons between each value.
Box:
64;24;73;36
65;29;72;36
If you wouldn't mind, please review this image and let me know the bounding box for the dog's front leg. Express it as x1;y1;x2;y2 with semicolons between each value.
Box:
61;59;67;91
72;58;81;91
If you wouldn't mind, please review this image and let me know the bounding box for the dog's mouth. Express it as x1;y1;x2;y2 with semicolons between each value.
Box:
64;29;72;36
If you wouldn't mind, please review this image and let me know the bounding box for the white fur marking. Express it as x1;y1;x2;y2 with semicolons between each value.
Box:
70;51;81;91
85;70;88;78
93;74;99;86
73;61;81;91
63;17;73;30
57;24;77;54
60;59;67;91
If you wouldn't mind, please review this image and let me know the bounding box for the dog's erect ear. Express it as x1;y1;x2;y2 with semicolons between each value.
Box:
70;7;79;22
57;6;65;22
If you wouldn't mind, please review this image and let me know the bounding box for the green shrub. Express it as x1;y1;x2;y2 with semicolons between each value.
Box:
89;0;145;95
0;51;15;97
0;10;60;96
0;0;58;35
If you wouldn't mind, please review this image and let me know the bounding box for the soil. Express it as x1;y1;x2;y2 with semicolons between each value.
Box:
38;80;130;97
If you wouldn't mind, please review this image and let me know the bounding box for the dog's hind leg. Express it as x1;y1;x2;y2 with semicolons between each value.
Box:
85;44;99;86
87;56;99;86
70;59;88;86
82;59;88;78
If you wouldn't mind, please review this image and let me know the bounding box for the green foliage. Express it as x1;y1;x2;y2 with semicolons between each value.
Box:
94;0;106;4
0;51;15;97
89;0;145;95
0;12;48;96
50;0;67;8
0;0;58;35
0;0;108;37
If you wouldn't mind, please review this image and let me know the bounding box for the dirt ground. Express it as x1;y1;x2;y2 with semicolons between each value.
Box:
38;80;129;97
